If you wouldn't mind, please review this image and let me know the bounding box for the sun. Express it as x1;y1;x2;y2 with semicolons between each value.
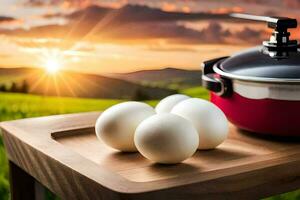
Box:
45;59;61;74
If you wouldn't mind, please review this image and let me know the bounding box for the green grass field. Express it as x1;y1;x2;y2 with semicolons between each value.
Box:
0;92;126;199
0;90;299;200
180;86;210;100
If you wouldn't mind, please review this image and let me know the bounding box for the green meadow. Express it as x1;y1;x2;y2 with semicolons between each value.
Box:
0;90;299;200
0;92;125;199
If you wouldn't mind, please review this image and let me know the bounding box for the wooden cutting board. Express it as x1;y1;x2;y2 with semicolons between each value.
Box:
1;112;300;200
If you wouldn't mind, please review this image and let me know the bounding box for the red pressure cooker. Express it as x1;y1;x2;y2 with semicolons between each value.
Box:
202;14;300;136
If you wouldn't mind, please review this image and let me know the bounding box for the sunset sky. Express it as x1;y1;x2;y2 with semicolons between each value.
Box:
1;0;300;74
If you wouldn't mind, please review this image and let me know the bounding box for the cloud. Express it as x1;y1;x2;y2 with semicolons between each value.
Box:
198;22;231;43
13;38;73;49
227;27;264;45
0;16;17;23
0;53;11;58
161;2;177;12
283;0;300;8
23;0;46;7
22;0;300;15
232;0;300;8
146;45;198;52
64;4;231;23
23;0;97;9
3;4;265;45
0;16;23;28
42;13;65;19
209;6;244;14
99;21;201;40
235;27;262;41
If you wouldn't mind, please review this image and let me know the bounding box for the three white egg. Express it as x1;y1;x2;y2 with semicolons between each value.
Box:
95;94;229;164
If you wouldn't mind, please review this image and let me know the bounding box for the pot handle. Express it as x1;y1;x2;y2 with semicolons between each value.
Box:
202;56;230;96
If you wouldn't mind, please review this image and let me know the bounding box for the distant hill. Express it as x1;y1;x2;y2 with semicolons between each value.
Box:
0;67;175;100
112;67;203;89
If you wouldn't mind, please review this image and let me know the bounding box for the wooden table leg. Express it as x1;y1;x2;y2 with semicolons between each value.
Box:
9;161;35;200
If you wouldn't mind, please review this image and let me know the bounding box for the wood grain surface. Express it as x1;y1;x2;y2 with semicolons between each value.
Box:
1;112;300;200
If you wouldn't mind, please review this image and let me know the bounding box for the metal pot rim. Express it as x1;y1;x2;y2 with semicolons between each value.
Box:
232;80;300;101
213;61;300;84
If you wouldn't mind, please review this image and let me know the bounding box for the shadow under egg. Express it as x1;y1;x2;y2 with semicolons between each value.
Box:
193;148;253;162
147;162;201;177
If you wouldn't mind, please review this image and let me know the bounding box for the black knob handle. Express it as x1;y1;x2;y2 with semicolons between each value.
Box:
267;17;297;32
231;13;299;56
230;13;297;32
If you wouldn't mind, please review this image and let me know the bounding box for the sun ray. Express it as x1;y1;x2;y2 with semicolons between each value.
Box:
68;7;122;52
29;72;47;93
43;75;51;96
62;73;89;96
61;9;91;48
57;73;77;97
51;75;65;113
52;75;61;97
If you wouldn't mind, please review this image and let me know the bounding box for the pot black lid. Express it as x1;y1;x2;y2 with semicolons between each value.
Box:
215;46;300;83
214;14;300;83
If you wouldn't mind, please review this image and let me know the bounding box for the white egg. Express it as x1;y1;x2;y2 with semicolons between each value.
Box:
134;113;199;164
171;98;228;150
155;94;190;114
95;101;155;152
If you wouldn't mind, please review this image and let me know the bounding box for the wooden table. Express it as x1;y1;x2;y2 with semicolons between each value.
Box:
1;112;300;200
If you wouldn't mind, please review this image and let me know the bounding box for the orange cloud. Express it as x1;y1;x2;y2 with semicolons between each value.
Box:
24;0;97;9
0;16;24;28
210;6;244;14
283;0;300;8
0;16;17;23
100;0;128;9
162;2;177;12
182;6;191;13
61;0;94;9
0;19;24;26
2;4;268;46
24;0;130;10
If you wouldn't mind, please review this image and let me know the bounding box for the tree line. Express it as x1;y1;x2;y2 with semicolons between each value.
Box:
0;80;29;93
